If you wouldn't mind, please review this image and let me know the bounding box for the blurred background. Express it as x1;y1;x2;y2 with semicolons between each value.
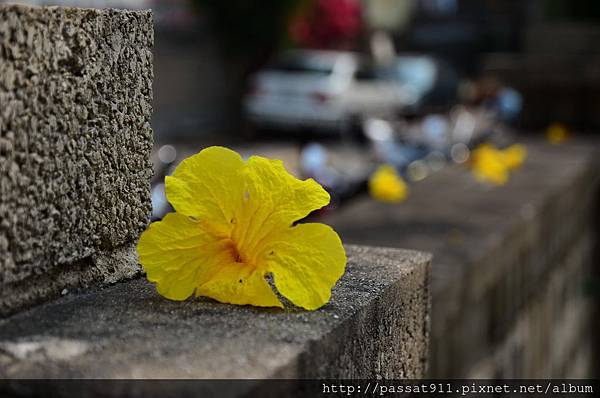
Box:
3;0;599;379
5;0;599;215
6;0;599;218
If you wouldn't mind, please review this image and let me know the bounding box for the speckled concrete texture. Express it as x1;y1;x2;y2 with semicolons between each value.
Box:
0;5;153;313
0;245;431;387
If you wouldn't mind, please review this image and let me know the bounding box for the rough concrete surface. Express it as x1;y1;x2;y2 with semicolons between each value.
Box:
322;138;600;377
0;5;153;313
0;245;430;394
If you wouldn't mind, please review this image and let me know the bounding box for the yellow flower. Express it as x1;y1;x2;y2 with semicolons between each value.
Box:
368;164;408;203
470;143;527;185
137;146;346;310
471;144;509;185
500;144;527;171
546;122;570;144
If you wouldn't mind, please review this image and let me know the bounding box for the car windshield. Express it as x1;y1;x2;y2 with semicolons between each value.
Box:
267;54;335;76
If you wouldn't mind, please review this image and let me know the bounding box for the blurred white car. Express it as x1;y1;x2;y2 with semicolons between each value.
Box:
244;50;409;135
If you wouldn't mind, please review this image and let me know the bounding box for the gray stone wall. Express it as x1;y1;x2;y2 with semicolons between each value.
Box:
0;245;431;385
0;5;153;315
324;139;600;377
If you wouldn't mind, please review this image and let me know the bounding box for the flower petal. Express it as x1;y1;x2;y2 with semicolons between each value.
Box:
196;263;283;308
137;212;233;301
266;223;346;310
244;156;330;225
500;144;527;170
471;145;509;185
231;156;330;260
165;146;245;227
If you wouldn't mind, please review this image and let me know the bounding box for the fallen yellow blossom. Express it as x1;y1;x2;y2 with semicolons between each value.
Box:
137;146;346;310
368;164;408;203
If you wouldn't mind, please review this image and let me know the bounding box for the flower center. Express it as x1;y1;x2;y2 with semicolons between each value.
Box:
225;239;245;264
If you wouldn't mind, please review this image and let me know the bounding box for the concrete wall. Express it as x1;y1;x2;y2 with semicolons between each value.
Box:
436;145;598;378
324;139;600;377
0;4;153;315
0;245;431;385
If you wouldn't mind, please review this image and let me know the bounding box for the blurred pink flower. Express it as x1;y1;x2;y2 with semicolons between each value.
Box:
290;0;362;49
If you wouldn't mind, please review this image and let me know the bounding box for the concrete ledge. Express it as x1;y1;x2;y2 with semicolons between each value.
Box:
323;138;600;377
0;245;431;384
0;5;153;315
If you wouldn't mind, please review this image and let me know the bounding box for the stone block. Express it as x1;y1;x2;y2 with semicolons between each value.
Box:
0;5;153;315
0;245;431;390
323;139;600;377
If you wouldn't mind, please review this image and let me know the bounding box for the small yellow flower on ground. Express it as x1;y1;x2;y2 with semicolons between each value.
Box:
470;144;509;185
137;146;347;310
500;144;527;171
546;122;570;144
470;143;527;185
368;164;408;203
